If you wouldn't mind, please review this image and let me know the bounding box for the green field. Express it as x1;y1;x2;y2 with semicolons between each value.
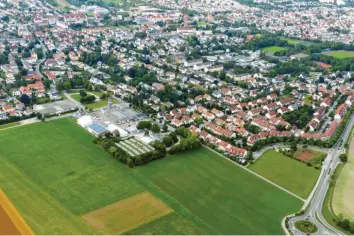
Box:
0;119;302;234
134;148;302;234
324;50;354;59
261;46;287;53
249;150;320;199
287;39;300;45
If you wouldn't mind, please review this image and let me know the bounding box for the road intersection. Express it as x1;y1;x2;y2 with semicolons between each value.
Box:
287;114;354;235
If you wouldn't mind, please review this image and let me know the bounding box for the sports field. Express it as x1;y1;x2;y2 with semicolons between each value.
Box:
324;50;354;59
333;134;354;221
0;119;302;234
295;148;326;169
249;149;320;199
261;46;287;53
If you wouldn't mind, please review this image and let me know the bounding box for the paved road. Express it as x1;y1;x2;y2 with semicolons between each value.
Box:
288;114;354;235
63;91;85;109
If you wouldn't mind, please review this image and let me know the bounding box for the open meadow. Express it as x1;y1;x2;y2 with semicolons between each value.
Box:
333;134;354;221
0;119;302;234
249;149;320;199
324;50;354;59
261;46;287;54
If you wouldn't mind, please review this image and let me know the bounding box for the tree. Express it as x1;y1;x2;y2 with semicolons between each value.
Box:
127;158;134;168
137;120;152;130
151;124;161;133
162;136;173;147
290;142;297;152
169;132;178;143
163;123;168;132
339;153;348;162
112;129;120;138
20;94;30;105
43;79;53;90
194;117;204;126
80;90;87;97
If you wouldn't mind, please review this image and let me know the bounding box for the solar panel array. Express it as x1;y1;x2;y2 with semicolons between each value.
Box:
88;122;107;135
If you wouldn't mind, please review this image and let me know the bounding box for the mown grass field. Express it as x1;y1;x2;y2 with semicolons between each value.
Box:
324;50;354;59
249;149;320;199
261;46;287;53
0;119;302;234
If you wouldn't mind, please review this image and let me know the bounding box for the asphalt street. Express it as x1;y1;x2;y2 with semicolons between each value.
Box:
288;114;354;235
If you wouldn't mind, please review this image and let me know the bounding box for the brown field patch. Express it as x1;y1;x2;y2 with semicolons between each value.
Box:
83;192;173;234
295;149;317;162
296;152;314;162
0;189;34;235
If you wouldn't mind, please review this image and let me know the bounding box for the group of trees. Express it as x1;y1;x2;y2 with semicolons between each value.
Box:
336;214;354;233
283;105;314;129
137;120;161;133
79;90;95;104
168;127;201;154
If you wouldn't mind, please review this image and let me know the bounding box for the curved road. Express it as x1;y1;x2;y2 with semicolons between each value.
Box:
288;114;354;235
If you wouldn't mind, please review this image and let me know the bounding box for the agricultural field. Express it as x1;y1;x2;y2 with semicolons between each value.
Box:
135;148;302;234
0;189;34;235
249;149;320;198
0;119;302;235
324;50;354;59
261;46;287;54
333;134;354;221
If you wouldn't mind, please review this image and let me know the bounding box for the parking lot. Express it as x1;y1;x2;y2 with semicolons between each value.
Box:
33;100;78;115
90;99;148;128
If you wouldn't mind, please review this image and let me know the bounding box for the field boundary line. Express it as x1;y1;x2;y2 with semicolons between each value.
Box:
203;145;306;202
0;189;34;235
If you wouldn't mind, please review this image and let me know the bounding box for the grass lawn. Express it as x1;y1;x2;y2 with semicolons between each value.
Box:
70;92;118;109
0;122;20;130
249;150;320;198
287;39;300;45
295;220;318;233
333;134;354;221
84;99;118;109
303;94;314;105
324;50;354;59
0;120;302;235
135;148;302;234
261;46;287;54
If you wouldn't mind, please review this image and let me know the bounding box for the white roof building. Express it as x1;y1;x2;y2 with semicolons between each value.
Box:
77;115;93;128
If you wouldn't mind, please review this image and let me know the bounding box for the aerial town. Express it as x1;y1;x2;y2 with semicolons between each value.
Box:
1;0;354;235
